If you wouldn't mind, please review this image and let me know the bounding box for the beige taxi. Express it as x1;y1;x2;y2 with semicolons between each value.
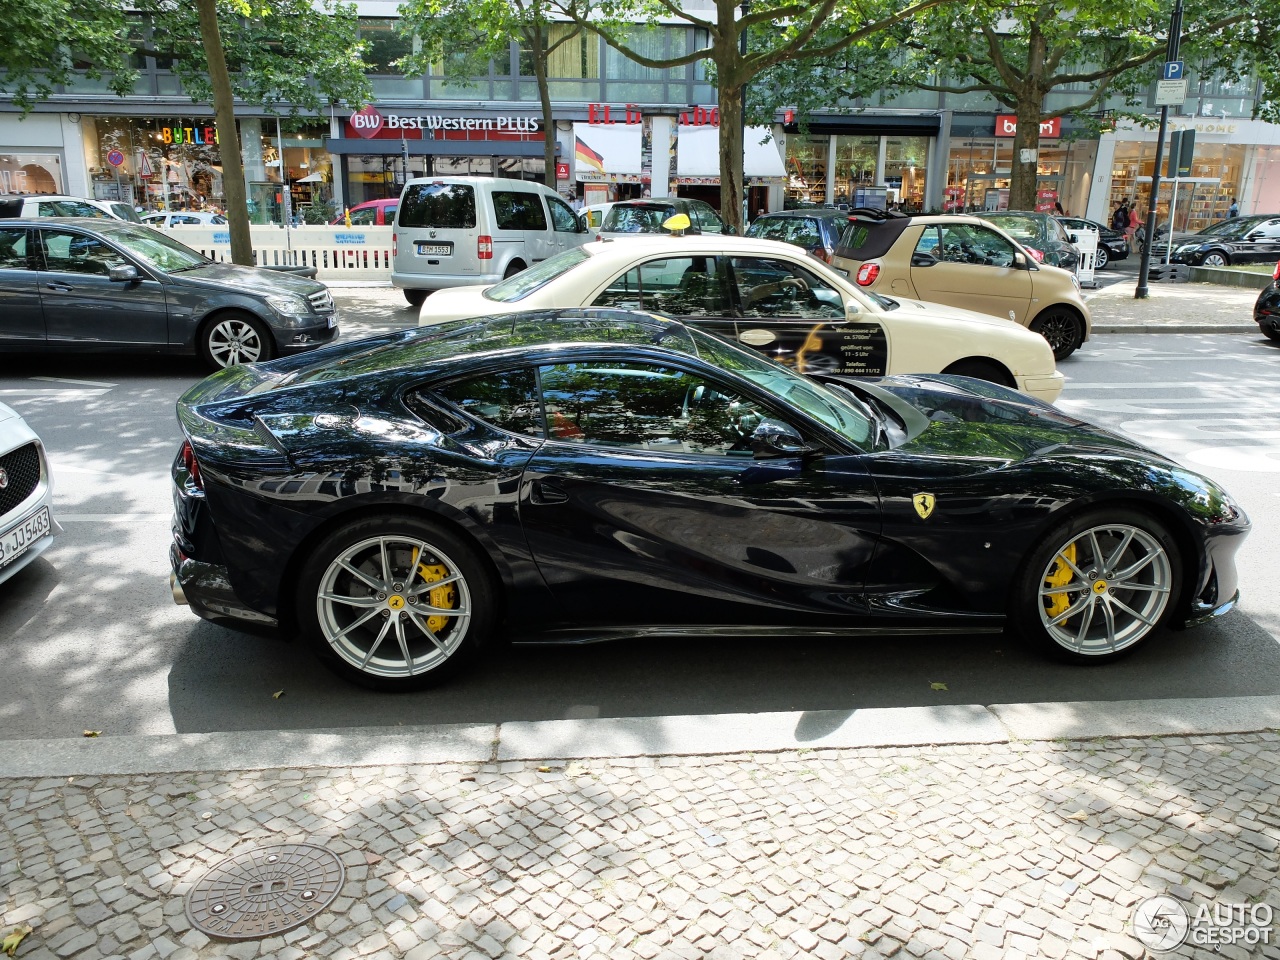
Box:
830;210;1091;360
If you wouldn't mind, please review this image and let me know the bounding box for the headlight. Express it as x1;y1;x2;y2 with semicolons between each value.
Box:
1175;244;1199;254
266;294;309;317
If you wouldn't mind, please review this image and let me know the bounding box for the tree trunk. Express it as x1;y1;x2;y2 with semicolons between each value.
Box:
718;85;745;234
195;0;252;266
529;29;559;190
1007;100;1043;212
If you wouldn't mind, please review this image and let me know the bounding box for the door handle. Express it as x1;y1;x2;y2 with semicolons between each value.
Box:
45;283;73;293
530;479;568;504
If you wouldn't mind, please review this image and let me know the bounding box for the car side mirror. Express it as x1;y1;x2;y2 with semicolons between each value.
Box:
750;418;816;459
109;264;139;282
1246;231;1263;240
1068;232;1080;244
1013;250;1029;270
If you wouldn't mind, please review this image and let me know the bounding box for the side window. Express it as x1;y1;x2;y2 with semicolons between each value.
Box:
914;226;942;256
538;361;766;456
0;228;31;270
934;224;1016;267
730;256;845;320
491;191;548;231
693;202;724;234
547;196;580;233
431;368;543;437
40;230;130;276
589;256;726;317
348;207;378;226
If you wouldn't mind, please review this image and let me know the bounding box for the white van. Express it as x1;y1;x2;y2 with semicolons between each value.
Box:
392;176;591;306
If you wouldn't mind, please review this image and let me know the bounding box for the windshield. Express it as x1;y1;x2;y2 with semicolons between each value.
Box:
485;246;592;302
109;226;210;272
602;204;678;233
1194;218;1260;238
687;327;875;448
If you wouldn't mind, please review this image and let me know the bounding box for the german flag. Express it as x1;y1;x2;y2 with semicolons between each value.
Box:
575;135;606;175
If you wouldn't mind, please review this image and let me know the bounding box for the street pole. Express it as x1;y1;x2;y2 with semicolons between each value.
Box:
1135;0;1183;299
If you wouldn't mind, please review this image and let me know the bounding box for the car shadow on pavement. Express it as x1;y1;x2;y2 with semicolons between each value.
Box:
160;610;1280;736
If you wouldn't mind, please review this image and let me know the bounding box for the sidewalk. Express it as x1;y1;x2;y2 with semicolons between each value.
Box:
3;701;1279;960
1083;278;1259;335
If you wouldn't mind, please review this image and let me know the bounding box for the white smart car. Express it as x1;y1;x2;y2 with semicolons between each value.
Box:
0;402;60;586
419;234;1065;403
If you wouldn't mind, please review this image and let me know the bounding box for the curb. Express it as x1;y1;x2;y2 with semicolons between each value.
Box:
1092;323;1257;335
2;695;1278;779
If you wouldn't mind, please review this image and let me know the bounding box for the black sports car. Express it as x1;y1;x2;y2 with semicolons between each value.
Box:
170;309;1249;690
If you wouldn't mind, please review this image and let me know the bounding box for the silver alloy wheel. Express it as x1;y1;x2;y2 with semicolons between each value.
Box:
1094;246;1109;269
1202;252;1227;267
206;317;265;367
1037;522;1173;656
316;535;472;679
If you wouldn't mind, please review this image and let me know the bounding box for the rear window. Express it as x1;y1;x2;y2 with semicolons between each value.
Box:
397;184;477;229
109;202;142;223
833;218;911;260
602;204;677;233
748;217;821;248
491;191;548;231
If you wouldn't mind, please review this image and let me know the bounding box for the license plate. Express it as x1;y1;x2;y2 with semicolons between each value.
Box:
416;243;451;256
1;506;51;569
327;313;338;329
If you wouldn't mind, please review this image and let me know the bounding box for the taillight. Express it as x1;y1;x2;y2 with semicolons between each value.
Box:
855;262;880;286
1026;246;1046;262
392;233;398;256
477;235;493;260
1273;260;1279;280
180;440;203;490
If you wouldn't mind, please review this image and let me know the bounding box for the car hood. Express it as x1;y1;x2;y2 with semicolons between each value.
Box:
420;284;515;324
0;401;18;426
843;374;1159;465
170;262;326;296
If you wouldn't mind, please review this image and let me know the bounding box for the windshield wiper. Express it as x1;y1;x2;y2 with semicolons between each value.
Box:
168;262;211;273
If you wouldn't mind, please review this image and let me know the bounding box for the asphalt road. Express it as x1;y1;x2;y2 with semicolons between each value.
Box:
2;307;1277;742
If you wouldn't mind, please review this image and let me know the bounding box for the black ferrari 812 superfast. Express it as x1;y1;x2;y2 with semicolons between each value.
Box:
170;309;1248;690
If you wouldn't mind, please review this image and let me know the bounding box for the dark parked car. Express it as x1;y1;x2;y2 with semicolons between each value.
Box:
1055;217;1129;270
745;209;851;263
1165;214;1280;267
1254;261;1280;341
0;219;337;368
170;309;1248;691
976;211;1080;270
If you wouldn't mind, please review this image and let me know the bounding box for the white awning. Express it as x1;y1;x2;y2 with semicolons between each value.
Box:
675;125;786;184
573;122;644;182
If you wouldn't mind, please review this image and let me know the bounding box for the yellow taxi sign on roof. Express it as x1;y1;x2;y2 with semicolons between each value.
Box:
663;213;691;234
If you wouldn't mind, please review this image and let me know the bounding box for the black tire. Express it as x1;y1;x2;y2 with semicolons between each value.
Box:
1010;507;1182;665
1201;251;1229;267
503;260;526;280
296;515;497;691
404;289;428;307
1093;245;1109;270
1262;325;1280;344
198;311;274;370
1029;308;1084;361
942;358;1016;388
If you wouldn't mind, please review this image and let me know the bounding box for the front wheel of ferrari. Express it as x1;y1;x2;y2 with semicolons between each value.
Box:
1012;509;1181;664
297;516;496;690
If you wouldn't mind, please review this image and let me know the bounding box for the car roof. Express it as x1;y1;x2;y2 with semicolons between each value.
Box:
584;233;834;259
754;210;847;221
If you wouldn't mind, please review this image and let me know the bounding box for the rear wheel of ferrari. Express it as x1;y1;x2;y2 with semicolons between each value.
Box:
298;516;496;690
1030;308;1084;361
1012;508;1181;664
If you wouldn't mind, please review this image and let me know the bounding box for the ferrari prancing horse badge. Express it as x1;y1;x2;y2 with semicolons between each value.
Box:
913;493;936;519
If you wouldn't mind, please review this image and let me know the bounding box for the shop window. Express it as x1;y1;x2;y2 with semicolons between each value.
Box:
785;135;828;207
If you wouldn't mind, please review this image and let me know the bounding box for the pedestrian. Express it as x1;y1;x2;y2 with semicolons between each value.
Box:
1111;201;1128;233
1126;203;1139;240
1228;197;1239;217
1054;199;1065;216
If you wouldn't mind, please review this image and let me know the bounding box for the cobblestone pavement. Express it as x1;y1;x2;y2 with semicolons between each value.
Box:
4;734;1278;960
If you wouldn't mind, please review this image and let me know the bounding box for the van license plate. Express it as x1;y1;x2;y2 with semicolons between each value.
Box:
416;243;451;256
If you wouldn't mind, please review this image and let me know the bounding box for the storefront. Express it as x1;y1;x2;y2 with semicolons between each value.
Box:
781;114;941;212
943;114;1096;217
673;121;787;215
1092;119;1280;231
572;116;649;205
325;105;552;212
0;112;82;196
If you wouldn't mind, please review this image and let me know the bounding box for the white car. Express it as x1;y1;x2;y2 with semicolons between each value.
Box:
0;402;60;586
141;211;228;228
0;195;142;223
419;235;1065;403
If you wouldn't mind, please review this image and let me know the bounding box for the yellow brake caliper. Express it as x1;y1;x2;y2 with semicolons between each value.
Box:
1044;543;1077;619
417;562;456;634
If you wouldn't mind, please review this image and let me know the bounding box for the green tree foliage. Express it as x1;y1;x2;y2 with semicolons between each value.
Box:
1;0;371;264
758;0;1275;211
397;0;583;189
555;0;957;233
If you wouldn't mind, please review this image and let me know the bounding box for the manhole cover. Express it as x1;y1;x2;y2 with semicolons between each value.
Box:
186;843;345;939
